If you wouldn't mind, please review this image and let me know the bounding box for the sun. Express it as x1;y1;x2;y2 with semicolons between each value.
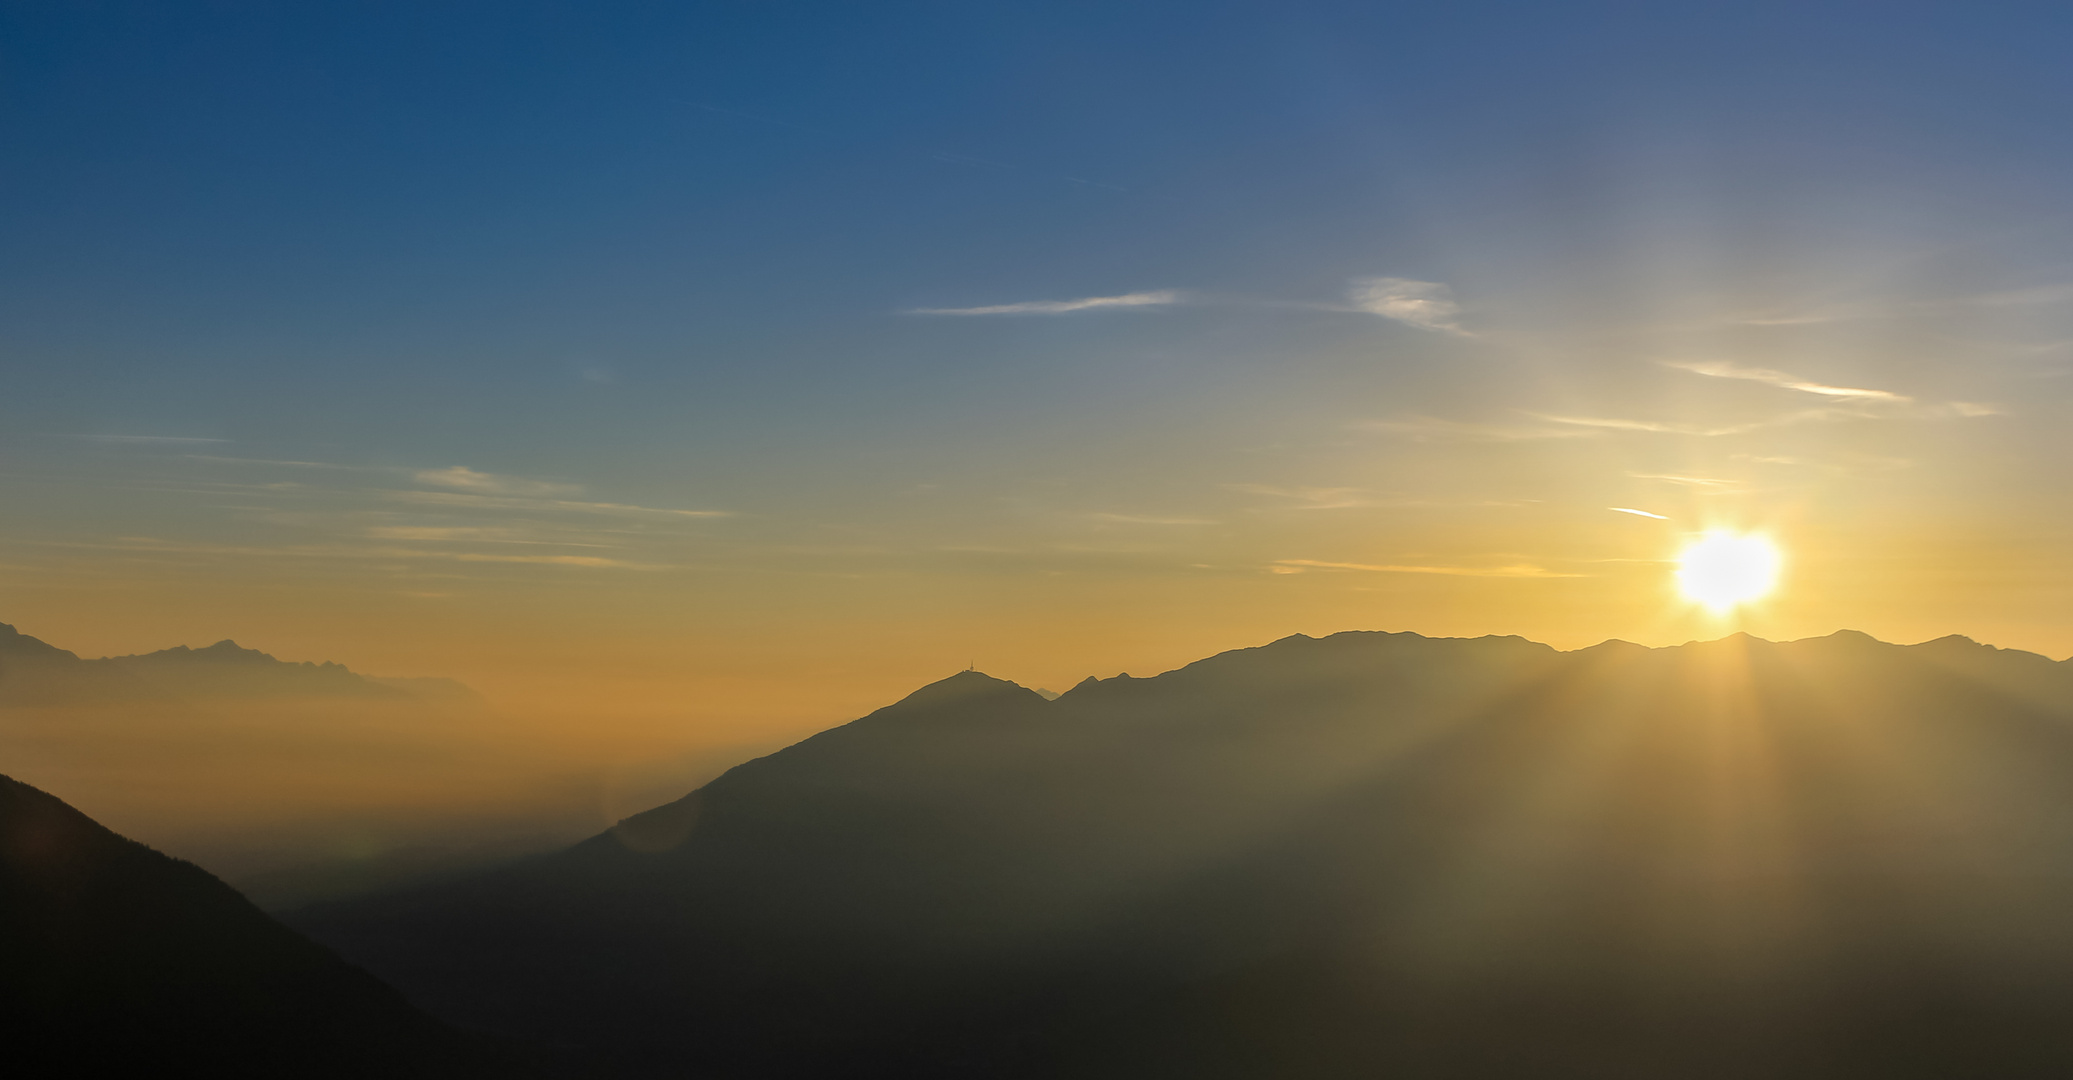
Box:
1677;531;1781;613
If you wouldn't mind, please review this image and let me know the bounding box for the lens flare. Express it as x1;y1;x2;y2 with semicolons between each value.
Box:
1677;531;1781;613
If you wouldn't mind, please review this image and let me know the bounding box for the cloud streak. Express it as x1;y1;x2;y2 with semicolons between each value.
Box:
1270;558;1579;578
905;290;1182;316
1631;473;1742;488
1360;416;1600;442
900;276;1474;332
1662;360;1909;402
1086;512;1219;526
415;466;583;497
364;526;618;547
1523;412;1794;437
1345;278;1469;336
1225;484;1375;510
46;537;654;570
388;490;734;519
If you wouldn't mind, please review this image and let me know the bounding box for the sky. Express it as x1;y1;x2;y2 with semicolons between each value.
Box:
6;0;2073;735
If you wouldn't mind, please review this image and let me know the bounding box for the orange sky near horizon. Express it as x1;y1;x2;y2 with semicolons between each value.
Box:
7;3;2073;826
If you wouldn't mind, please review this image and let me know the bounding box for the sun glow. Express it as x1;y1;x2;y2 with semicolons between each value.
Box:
1677;531;1781;613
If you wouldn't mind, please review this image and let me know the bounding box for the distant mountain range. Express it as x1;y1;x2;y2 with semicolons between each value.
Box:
0;622;477;705
0;772;518;1076
295;628;2073;1078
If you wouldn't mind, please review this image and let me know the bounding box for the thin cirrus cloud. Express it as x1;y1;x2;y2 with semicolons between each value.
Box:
1609;507;1668;519
389;490;735;519
1630;473;1742;488
1270;558;1580;578
904;290;1184;316
1522;412;1794;437
68;537;649;570
900;276;1472;335
1359;416;1600;442
1661;360;1909;402
414;465;583;497
1224;484;1376;510
1086;512;1220;526
1662;360;2002;418
179;457;733;517
1344;277;1470;336
363;526;617;547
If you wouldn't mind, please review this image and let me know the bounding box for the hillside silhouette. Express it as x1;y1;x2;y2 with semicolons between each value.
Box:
0;622;477;705
0;773;522;1076
294;628;2073;1078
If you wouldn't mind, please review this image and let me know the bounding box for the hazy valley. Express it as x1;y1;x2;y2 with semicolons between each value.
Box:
0;622;785;909
15;622;2073;1076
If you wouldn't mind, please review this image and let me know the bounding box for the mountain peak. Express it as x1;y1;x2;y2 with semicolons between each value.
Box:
0;622;79;660
172;639;276;662
887;669;1043;713
0;623;474;703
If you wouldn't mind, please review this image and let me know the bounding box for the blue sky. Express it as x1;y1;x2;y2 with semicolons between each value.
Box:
5;2;2073;708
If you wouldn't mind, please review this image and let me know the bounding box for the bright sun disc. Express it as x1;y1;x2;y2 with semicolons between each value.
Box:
1677;531;1781;612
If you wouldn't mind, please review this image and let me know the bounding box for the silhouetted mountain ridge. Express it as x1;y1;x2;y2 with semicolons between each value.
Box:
0;773;515;1076
300;627;2073;1078
0;622;478;705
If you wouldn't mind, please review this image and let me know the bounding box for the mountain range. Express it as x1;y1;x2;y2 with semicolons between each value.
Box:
0;622;477;705
292;628;2073;1078
0;772;519;1076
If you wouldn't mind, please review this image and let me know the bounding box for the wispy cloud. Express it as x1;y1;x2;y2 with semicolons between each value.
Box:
443;552;637;568
1523;412;1794;437
185;455;378;471
388;490;734;519
1630;473;1742;488
1345;277;1469;336
905;290;1182;316
1225;484;1375;510
1086;512;1219;526
182;457;738;515
1224;482;1529;511
364;526;617;547
1360;416;1600;442
1729;302;1884;327
415;465;582;497
1609;507;1668;519
1662;362;2004;420
1270;558;1580;578
49;537;653;570
899;276;1471;328
1662;359;1909;402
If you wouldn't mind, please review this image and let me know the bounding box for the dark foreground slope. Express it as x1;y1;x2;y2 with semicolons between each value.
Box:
0;774;515;1077
300;630;2073;1078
